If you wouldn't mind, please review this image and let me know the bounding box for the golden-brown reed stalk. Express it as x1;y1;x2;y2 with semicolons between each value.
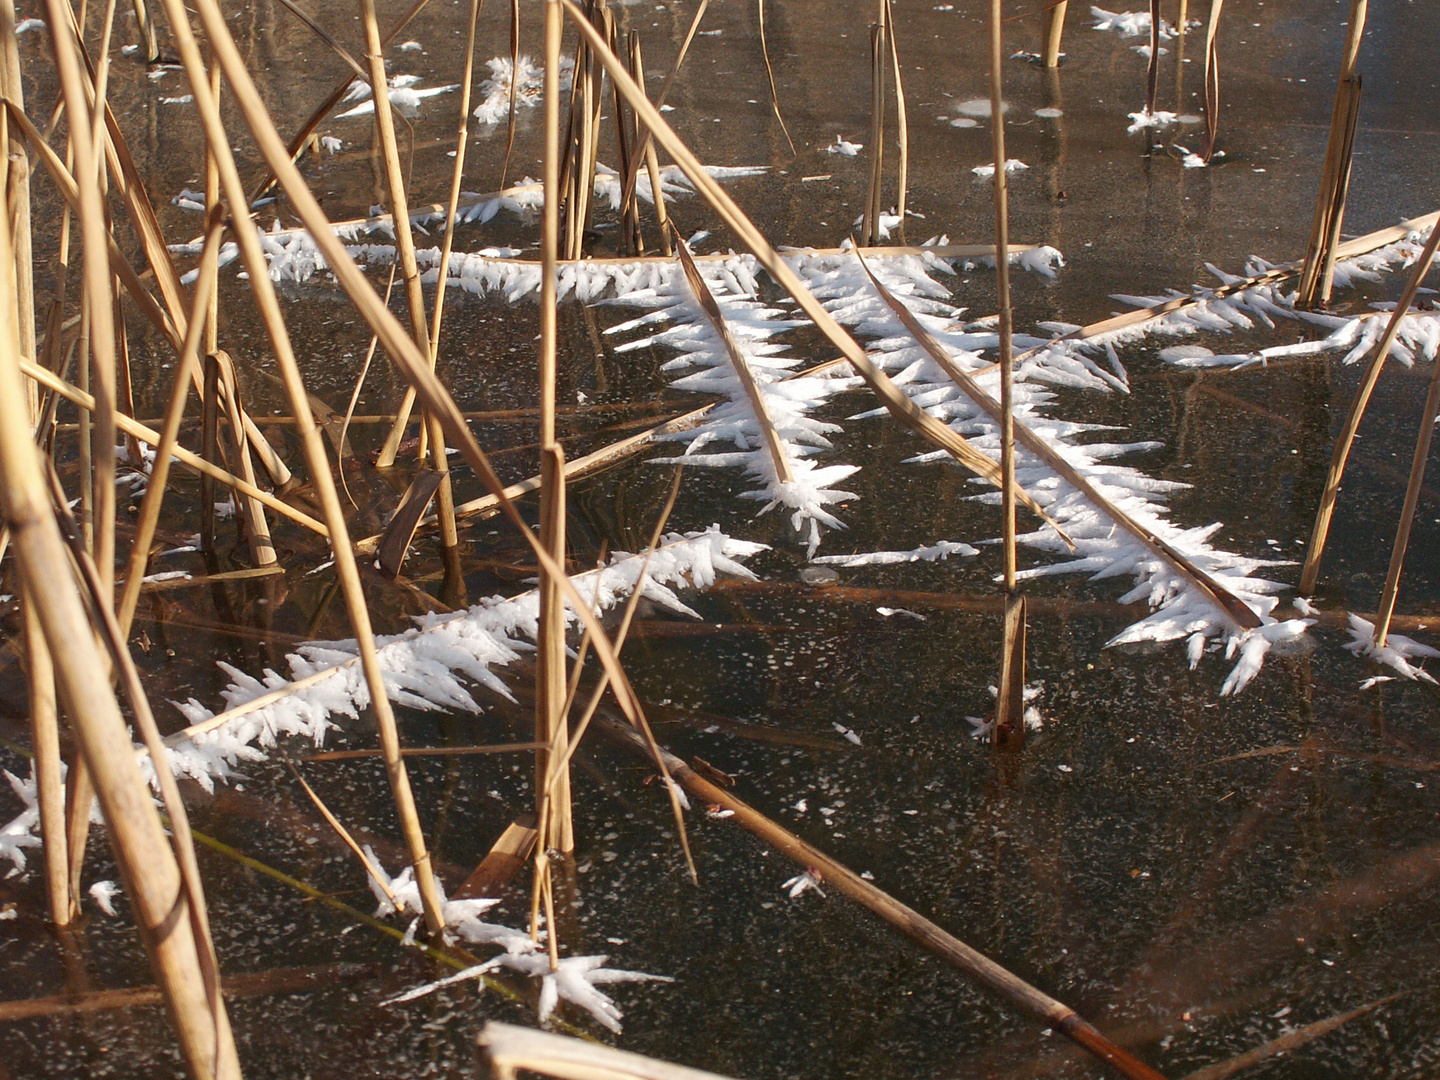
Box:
0;0;35;425
617;0;708;216
479;1021;744;1080
1299;220;1440;596
1296;0;1367;309
1144;0;1160;117
156;0;448;935
21;356;329;537
883;0;908;224
1371;337;1440;648
0;178;240;1079
628;35;672;255
23;594;72;925
500;0;521;185
863;22;885;248
598;718;1173;1080
756;0;795;156
1200;0;1224;162
1043;0;1068;67
990;0;1025;746
537;0;573;857
176;0;691;882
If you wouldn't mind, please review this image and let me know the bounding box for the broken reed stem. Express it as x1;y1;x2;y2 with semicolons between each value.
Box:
285;759;398;909
23;591;73;926
1297;0;1367;308
159;0;448;937
990;0;1024;745
537;0;574;856
884;0;908;223
673;231;793;484
863;22;885;248
213;350;277;566
756;0;795;156
1299;219;1440;596
21;356;329;538
0;181;240;1079
1043;0;1068;67
1315;73;1362;305
1372;337;1440;648
1200;0;1223;162
598;717;1171;1080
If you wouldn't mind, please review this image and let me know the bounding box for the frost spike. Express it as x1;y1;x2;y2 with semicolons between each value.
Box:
852;249;1264;631
673;231;795;486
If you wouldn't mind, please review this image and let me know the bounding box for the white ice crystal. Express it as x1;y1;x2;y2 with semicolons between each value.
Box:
1090;6;1176;38
1344;614;1439;684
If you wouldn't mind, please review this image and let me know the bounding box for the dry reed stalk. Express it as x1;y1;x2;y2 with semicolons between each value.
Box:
129;0;159;61
115;213;226;636
0;186;240;1080
500;0;521;185
989;0;1025;743
174;0;707;876
1315;74;1363;305
1299;219;1440;596
628;35;672;255
560;1;1085;555
0;0;35;425
543;465;684;804
285;760;398;909
608;19;641;254
1371;338;1440;648
852;254;1267;630
536;0;573;855
21;357;329;537
1043;0;1068;67
23;592;73;925
1144;0;1160;117
49;473;236;1079
617;0;708;215
1179;995;1398;1080
673;231;793;483
863;22;885;248
479;1021;743;1080
211;351;277;566
1200;0;1223;162
597;716;1172;1080
756;0;795;156
156;0;448;935
248;0;432;203
45;0;117;596
883;0;908;223
1296;0;1367;308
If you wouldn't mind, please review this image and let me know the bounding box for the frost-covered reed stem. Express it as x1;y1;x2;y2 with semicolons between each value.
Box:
1300;219;1440;595
1297;0;1367;308
538;0;574;855
160;0;449;935
1372;343;1440;648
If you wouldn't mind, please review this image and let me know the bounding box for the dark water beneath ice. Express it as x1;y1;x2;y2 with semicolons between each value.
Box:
3;1;1440;1077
